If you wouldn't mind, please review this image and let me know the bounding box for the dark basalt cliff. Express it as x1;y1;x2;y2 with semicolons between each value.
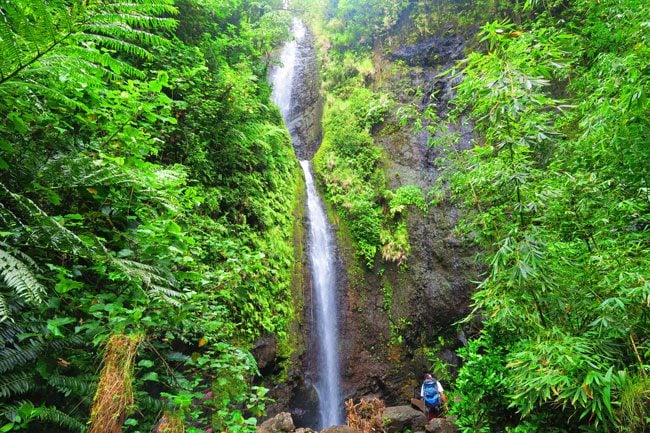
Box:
287;26;323;161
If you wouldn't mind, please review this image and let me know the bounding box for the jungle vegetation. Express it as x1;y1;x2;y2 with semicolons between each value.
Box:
0;0;648;432
306;0;649;432
0;0;298;432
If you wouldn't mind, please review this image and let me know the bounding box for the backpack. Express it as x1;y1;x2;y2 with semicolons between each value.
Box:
422;379;441;408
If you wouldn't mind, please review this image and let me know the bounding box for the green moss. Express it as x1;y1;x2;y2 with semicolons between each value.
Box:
275;167;308;379
314;79;427;268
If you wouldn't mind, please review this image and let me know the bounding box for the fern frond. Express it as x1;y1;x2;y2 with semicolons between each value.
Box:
134;392;166;413
0;295;8;322
78;32;153;59
0;320;45;344
0;77;85;109
0;401;85;433
111;257;177;287
147;284;187;306
0;0;175;87
0;371;36;398
0;15;22;80
35;405;85;432
0;246;46;307
88;11;176;31
83;22;170;51
47;373;96;398
0;339;43;373
104;0;178;18
0;182;95;255
39;154;179;210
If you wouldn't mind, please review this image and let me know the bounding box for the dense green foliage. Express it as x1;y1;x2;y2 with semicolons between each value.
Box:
299;0;427;268
436;1;649;431
314;74;426;267
305;0;648;431
0;0;299;431
323;0;409;48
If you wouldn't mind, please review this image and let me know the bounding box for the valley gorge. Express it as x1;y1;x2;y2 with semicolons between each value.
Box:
1;0;646;432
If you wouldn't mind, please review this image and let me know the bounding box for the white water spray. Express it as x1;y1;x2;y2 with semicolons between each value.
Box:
269;18;305;119
300;160;344;428
269;13;344;429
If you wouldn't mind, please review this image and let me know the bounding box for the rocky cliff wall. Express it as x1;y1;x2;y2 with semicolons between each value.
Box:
335;25;479;405
287;25;323;161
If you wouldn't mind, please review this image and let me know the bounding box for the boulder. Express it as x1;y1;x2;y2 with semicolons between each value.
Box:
252;334;278;373
382;406;428;433
257;412;295;433
320;426;361;433
424;417;458;433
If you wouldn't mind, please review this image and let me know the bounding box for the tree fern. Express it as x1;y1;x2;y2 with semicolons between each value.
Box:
0;0;176;84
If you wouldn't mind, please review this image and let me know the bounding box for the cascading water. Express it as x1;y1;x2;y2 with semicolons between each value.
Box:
300;160;343;429
269;13;344;430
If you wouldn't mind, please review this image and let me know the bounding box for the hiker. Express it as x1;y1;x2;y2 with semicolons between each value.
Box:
420;373;447;420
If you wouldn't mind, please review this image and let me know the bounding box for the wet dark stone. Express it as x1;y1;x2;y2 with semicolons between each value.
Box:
389;36;464;67
287;25;323;160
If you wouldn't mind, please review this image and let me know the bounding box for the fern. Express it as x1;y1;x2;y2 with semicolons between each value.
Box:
0;339;43;373
35;404;86;432
47;373;97;399
0;371;36;398
0;0;177;90
1;178;184;320
38;153;181;211
0;401;85;433
0;296;8;323
0;243;46;320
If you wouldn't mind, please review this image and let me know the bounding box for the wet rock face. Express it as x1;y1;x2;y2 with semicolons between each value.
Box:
336;26;478;406
252;334;280;375
287;25;323;160
389;36;464;67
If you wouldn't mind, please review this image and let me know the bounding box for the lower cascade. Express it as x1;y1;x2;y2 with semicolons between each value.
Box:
300;160;343;428
270;14;344;430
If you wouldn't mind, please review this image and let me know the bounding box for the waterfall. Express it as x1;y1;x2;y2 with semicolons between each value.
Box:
300;160;343;429
269;15;344;430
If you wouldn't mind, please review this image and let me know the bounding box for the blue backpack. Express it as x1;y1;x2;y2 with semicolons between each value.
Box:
423;379;441;408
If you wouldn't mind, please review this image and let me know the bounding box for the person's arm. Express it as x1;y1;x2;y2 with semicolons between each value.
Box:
438;382;449;409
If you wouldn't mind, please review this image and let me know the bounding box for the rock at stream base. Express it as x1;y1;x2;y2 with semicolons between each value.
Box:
320;426;361;433
257;412;295;433
382;406;428;433
424;417;458;433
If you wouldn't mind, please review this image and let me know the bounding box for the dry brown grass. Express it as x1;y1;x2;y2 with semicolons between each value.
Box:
153;412;185;433
88;333;143;433
346;398;386;433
